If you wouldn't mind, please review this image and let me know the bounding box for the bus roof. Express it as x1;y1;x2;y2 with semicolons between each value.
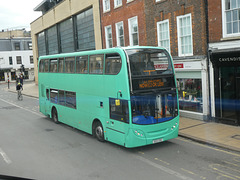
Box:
38;46;167;60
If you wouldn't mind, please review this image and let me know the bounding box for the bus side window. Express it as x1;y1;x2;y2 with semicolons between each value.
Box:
58;58;64;73
59;90;65;106
39;60;44;72
44;59;49;73
109;98;129;123
105;53;121;75
46;89;50;100
66;91;76;109
65;57;75;73
89;55;104;74
50;89;58;104
50;59;58;73
76;56;88;74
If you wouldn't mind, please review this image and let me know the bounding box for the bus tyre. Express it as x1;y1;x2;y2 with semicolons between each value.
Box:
52;108;59;124
94;122;104;142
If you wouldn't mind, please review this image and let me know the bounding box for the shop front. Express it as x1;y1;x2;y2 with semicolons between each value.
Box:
210;51;240;125
174;58;209;120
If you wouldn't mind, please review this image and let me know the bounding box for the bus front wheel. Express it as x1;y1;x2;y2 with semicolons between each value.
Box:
52;108;59;124
94;121;104;142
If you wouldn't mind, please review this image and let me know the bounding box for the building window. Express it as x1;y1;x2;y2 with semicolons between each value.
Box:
128;16;139;46
177;79;203;113
47;26;58;54
222;0;240;37
157;19;170;52
30;56;34;64
27;42;32;50
103;0;110;12
16;56;22;64
177;13;193;56
9;57;13;65
76;8;95;51
37;31;46;56
59;18;74;53
114;0;122;8
105;25;113;48
116;21;125;47
14;42;20;50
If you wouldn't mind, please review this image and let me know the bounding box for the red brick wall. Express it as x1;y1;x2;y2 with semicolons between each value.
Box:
100;0;147;48
144;0;207;57
208;0;222;43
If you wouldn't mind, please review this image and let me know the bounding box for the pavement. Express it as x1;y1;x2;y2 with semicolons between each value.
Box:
5;81;240;152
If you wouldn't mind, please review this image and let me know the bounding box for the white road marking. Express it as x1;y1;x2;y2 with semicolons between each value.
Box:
136;155;194;180
0;148;12;164
0;97;45;118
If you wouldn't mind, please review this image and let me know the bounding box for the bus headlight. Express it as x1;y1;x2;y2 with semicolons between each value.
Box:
133;129;145;137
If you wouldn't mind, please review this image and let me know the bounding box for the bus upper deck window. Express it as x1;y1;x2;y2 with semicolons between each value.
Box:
105;53;122;75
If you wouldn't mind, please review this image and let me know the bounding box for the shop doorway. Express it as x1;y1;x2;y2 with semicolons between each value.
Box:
219;67;240;125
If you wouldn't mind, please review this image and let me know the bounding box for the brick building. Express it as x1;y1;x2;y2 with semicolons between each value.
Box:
208;0;240;125
100;0;147;48
144;0;209;120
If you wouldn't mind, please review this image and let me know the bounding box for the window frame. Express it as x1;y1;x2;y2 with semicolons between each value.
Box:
115;21;125;47
177;13;193;57
103;0;110;12
114;0;122;8
89;54;104;74
105;25;113;49
222;0;240;38
105;53;122;75
16;56;22;64
128;16;139;46
157;19;171;53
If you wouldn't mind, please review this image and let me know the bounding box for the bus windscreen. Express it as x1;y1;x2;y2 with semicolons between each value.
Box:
126;48;173;76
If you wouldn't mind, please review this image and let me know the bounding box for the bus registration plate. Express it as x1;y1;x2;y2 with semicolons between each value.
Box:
153;138;163;144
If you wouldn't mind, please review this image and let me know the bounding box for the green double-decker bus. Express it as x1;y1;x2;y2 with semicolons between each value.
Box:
38;46;179;148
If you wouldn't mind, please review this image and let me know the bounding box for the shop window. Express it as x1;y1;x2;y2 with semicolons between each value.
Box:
109;98;129;123
177;79;203;113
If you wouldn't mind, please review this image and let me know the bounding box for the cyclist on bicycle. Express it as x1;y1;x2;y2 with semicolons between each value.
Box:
16;82;23;100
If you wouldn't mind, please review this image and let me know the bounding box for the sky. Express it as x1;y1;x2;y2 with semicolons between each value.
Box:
0;0;43;31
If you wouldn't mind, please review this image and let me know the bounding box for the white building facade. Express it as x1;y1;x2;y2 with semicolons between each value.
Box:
0;38;34;83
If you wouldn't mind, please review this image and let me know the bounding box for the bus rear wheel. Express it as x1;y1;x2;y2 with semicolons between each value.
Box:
94;122;104;142
52;108;59;124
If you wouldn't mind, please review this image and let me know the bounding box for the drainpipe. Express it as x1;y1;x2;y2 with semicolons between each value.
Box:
205;0;212;121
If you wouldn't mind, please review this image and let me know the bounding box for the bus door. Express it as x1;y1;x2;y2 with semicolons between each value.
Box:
44;87;51;116
106;98;129;146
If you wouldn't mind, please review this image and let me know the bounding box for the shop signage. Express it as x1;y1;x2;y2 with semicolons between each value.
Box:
211;51;240;67
174;63;184;68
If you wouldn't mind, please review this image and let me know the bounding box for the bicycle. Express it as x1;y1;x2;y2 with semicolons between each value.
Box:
17;89;23;101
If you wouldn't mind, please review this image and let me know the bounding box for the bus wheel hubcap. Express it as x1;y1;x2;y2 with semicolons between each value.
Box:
96;126;103;139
